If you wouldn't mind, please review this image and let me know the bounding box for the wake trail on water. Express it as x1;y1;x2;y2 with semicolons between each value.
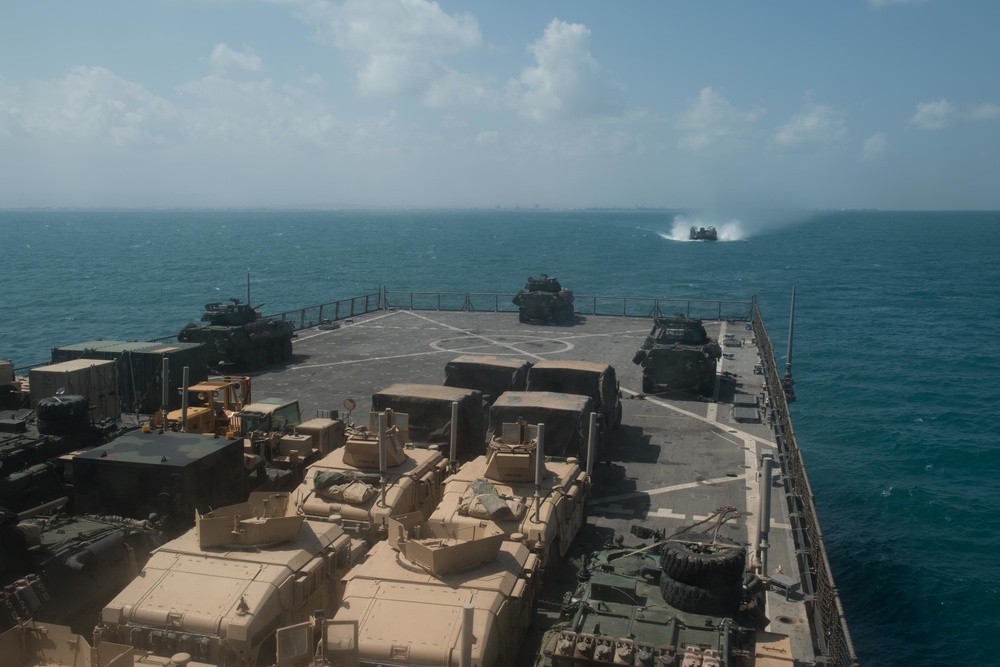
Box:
658;215;747;242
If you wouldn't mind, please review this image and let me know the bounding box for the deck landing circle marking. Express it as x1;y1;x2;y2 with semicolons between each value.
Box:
430;335;573;356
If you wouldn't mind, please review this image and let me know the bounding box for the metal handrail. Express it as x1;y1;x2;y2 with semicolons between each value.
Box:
753;300;859;667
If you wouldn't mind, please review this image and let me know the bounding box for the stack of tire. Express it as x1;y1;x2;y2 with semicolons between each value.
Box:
34;394;91;436
659;533;747;616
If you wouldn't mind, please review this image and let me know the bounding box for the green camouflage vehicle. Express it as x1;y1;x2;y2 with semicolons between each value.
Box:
513;275;575;324
178;299;295;369
632;317;723;395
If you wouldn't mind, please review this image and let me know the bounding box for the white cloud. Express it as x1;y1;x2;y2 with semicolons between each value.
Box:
424;70;500;109
909;98;955;130
769;103;846;152
509;19;623;123
968;103;1000;121
280;0;480;97
209;43;263;73
860;132;887;161
0;66;176;145
674;87;765;152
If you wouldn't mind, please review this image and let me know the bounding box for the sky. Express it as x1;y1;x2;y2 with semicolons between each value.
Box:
1;0;998;210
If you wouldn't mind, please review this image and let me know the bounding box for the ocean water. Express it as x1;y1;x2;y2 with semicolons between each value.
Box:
2;208;999;665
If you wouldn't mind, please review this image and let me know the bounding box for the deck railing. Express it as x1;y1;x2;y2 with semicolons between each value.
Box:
752;300;859;667
382;288;754;321
263;291;384;330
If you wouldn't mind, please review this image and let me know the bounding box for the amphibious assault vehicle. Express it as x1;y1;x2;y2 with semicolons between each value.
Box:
632;316;723;395
427;418;591;566
0;509;161;634
288;409;449;543
178;299;295;369
513;275;575;324
99;492;362;667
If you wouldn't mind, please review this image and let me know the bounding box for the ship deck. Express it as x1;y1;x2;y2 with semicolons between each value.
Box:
248;308;815;663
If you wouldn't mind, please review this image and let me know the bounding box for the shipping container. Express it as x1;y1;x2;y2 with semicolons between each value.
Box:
29;359;119;420
52;341;208;414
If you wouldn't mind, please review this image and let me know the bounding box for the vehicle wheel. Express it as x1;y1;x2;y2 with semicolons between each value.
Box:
641;375;653;394
632;349;647;365
518;311;527;323
35;394;89;420
282;338;293;359
659;573;742;616
660;534;746;588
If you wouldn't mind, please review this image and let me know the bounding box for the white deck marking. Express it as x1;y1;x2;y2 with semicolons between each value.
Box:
628;388;775;448
589;475;741;506
403;310;570;360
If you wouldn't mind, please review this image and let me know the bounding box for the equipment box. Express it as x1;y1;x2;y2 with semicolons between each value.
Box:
29;358;119;420
52;340;208;414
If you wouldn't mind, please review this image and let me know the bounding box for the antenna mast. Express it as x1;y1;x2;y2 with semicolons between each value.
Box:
783;285;796;403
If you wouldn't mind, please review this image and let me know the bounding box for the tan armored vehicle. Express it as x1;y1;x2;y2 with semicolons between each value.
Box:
99;492;362;667
427;419;591;566
315;513;540;667
288;409;449;543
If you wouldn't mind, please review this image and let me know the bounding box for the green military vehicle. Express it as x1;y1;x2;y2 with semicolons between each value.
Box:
178;299;295;369
633;316;723;395
513;275;575;324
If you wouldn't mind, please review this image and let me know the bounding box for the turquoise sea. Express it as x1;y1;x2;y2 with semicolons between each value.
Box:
2;209;999;665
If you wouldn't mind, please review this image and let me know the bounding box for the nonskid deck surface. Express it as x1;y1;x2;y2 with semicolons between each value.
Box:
250;309;814;660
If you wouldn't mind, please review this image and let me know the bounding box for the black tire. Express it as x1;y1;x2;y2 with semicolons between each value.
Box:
632;349;648;365
518;311;527;323
641;375;653;394
659;573;742;616
660;534;746;588
35;394;89;420
282;338;293;359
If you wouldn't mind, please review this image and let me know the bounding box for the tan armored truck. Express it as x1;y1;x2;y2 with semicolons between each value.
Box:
99;492;362;667
287;409;449;544
426;419;591;566
300;513;540;667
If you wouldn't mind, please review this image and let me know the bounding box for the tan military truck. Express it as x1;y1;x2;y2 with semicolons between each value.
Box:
302;513;540;667
99;492;362;667
426;418;591;567
288;409;449;544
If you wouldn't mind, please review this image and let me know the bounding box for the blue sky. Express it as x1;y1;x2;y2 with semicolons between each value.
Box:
1;0;998;209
